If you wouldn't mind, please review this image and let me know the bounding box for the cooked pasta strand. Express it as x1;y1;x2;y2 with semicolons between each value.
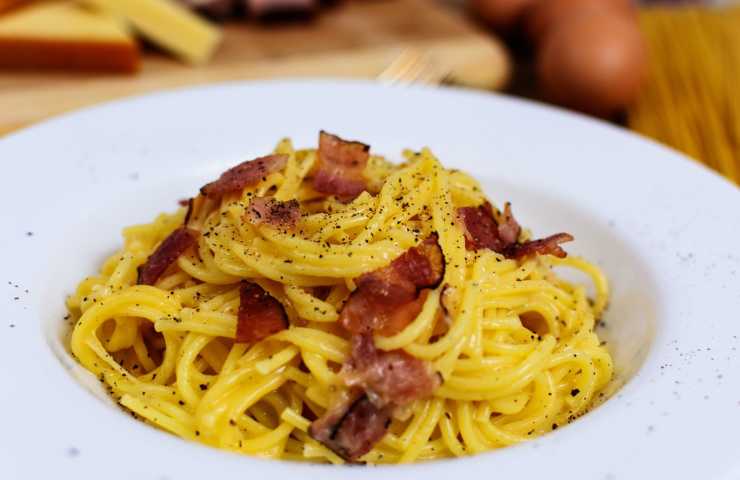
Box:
68;139;613;464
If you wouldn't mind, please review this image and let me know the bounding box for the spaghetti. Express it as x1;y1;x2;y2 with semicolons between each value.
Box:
67;133;613;464
629;6;740;185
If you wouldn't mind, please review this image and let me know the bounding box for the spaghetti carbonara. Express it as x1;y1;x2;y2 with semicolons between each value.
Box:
67;132;613;464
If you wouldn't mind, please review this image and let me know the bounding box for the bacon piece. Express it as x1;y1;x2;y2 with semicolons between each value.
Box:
309;335;441;461
137;227;197;285
389;234;446;290
312;236;444;461
458;201;515;252
504;233;574;260
310;332;441;462
343;334;441;407
359;234;444;301
342;289;428;338
312;131;370;200
340;235;445;336
245;197;300;230
236;281;288;343
200;154;288;198
458;201;573;259
497;202;522;245
309;392;391;462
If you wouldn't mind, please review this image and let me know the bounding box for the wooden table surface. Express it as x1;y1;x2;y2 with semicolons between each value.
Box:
0;0;509;137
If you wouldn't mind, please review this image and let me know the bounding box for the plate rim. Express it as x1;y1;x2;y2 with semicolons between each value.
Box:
1;78;739;480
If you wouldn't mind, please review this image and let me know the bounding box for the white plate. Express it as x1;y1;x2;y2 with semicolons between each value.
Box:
1;80;739;480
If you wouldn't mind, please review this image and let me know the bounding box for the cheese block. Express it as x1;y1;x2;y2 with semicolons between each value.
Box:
0;1;139;72
82;0;222;65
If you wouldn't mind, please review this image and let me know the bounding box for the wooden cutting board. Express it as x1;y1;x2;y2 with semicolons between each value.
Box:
0;0;509;136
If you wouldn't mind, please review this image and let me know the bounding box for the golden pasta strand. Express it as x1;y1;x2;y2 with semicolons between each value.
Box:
67;139;613;464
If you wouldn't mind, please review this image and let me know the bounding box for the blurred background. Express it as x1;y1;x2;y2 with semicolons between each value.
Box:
0;0;737;185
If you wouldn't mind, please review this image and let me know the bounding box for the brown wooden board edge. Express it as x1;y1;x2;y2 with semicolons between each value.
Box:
0;36;510;137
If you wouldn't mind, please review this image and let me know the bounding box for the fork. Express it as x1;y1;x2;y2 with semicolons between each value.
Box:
377;49;451;85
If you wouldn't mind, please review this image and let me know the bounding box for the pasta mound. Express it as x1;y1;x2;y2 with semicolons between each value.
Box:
68;138;613;464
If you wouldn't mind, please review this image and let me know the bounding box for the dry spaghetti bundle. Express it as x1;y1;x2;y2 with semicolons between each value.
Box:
629;6;740;184
67;133;613;464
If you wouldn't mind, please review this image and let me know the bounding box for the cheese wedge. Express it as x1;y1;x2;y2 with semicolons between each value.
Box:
81;0;222;65
0;1;139;72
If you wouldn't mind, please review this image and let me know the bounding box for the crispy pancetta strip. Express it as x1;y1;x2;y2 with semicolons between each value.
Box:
236;281;288;343
312;131;370;200
137;227;197;285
